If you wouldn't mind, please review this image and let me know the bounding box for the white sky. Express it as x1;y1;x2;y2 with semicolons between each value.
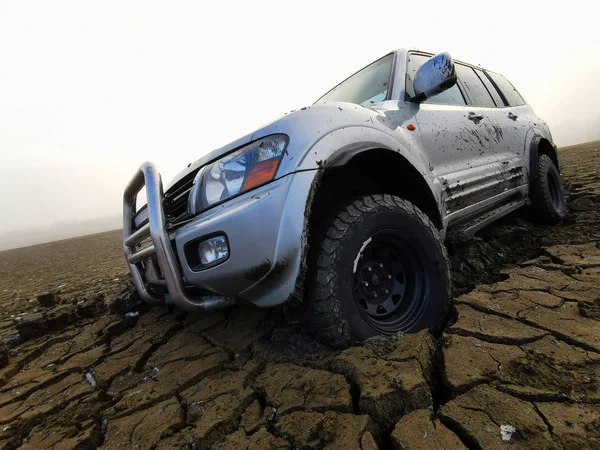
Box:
1;0;599;234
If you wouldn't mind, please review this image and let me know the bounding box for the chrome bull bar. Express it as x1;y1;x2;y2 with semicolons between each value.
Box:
122;162;235;313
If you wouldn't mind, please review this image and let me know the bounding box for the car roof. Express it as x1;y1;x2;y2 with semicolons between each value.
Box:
397;48;501;74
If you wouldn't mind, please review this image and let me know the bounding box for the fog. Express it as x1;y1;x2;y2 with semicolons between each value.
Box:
1;0;599;249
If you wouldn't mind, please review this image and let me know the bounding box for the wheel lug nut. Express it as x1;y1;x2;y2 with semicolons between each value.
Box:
384;289;389;295
368;267;372;272
388;274;392;279
363;281;369;287
373;292;378;298
380;263;384;268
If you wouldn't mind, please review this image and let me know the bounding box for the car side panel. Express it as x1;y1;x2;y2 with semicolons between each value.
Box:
485;103;531;185
413;102;507;224
466;104;527;203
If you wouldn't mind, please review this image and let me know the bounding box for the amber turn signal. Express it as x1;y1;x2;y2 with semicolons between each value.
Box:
241;158;281;192
407;124;416;131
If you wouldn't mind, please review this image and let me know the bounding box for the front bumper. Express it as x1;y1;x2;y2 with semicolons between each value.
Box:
123;162;236;312
123;162;317;311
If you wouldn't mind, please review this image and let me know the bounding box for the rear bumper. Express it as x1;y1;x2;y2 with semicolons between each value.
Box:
123;162;317;310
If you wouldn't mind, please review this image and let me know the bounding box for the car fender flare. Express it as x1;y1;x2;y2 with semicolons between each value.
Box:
528;134;559;182
295;125;439;202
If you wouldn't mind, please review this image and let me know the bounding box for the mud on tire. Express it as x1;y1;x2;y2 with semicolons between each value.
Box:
530;154;568;224
304;194;451;348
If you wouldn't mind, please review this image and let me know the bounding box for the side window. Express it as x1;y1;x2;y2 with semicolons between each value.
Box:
474;68;504;106
486;71;526;106
424;84;465;106
405;53;466;106
455;64;495;107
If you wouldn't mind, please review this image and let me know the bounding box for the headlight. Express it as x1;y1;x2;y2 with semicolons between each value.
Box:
188;134;289;215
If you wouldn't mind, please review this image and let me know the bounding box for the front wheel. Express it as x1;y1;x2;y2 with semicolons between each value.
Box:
305;194;450;348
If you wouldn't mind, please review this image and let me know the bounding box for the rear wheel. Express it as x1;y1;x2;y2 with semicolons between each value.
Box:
530;154;568;224
305;194;450;348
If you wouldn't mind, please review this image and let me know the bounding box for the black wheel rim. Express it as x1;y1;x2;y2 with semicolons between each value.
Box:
547;172;562;210
352;229;429;334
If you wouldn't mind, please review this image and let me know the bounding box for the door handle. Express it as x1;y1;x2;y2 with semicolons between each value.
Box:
508;112;518;121
468;112;484;123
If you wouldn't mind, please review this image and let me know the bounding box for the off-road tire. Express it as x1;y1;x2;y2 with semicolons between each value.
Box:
304;194;450;348
530;154;568;224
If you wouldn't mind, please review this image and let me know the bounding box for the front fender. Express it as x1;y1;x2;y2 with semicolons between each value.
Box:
292;125;438;212
296;125;429;175
251;102;437;205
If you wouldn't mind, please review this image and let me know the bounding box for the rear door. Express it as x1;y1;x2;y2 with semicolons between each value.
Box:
454;64;528;194
406;53;505;221
483;70;530;181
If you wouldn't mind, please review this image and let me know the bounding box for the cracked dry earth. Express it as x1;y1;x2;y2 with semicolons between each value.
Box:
1;141;600;450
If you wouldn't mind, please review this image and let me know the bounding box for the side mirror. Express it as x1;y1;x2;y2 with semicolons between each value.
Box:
412;52;457;102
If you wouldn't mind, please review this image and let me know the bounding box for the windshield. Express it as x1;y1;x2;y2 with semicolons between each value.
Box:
316;53;394;106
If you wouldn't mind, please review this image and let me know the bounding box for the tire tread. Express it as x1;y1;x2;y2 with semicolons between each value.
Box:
530;154;567;224
305;194;450;348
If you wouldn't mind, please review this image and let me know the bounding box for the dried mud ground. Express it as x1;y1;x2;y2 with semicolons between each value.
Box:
1;141;600;450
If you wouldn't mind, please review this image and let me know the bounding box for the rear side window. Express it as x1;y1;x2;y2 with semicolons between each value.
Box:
455;64;495;108
405;53;466;106
474;68;504;106
486;71;526;106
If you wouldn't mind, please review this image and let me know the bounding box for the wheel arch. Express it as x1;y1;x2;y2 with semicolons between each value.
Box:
530;135;559;180
306;147;443;234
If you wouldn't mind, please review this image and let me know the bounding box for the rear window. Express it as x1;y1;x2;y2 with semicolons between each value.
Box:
454;64;495;108
486;71;526;106
474;68;504;107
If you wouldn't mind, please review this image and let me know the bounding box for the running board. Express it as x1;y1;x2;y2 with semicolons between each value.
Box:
452;199;527;241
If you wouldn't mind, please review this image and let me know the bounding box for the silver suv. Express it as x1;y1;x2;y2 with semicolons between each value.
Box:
123;49;566;347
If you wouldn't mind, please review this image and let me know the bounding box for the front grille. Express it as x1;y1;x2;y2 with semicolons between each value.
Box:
163;168;200;227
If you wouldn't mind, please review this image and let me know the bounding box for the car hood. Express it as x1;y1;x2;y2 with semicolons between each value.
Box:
164;131;255;191
165;102;393;192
